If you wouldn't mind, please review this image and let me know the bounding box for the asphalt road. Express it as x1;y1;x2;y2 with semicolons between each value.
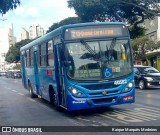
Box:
0;76;160;135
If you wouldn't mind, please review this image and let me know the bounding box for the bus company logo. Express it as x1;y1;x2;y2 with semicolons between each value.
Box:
72;101;85;104
102;90;107;95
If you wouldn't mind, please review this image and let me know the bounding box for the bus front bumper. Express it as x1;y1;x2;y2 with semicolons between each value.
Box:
66;88;135;111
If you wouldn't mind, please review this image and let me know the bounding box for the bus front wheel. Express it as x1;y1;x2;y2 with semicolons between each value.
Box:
49;88;62;111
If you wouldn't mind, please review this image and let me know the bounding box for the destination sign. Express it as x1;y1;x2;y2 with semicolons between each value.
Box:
65;25;128;40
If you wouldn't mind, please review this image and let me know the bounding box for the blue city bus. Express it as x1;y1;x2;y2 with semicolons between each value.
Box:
20;22;135;111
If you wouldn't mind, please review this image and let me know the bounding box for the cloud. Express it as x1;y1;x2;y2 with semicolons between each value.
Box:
15;7;25;15
26;7;39;17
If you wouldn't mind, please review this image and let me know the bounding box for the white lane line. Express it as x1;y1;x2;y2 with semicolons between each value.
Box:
18;93;24;96
7;87;11;90
76;117;90;122
12;90;17;92
134;108;160;117
98;114;128;124
135;103;160;111
122;109;158;120
113;110;156;121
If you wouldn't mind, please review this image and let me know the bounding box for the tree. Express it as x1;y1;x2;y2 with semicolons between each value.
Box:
0;0;20;15
5;39;33;63
67;0;160;38
132;36;160;64
47;17;81;33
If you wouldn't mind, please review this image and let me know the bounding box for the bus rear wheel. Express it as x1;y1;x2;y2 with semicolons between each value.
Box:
28;83;37;98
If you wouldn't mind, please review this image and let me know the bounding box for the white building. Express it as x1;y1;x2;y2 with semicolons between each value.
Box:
29;24;46;39
21;27;29;41
142;16;160;41
0;24;16;71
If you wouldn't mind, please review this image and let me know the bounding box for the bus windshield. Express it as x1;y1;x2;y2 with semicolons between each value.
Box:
65;38;132;81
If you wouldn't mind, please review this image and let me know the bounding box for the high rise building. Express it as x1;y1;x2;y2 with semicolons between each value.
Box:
0;24;16;71
21;27;29;41
29;24;46;39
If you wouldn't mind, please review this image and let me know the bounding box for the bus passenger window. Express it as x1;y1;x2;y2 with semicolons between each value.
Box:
47;40;54;66
26;50;30;67
29;48;33;66
39;43;47;66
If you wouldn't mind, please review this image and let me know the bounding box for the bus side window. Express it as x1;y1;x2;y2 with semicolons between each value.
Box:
24;51;27;67
39;43;47;66
47;40;54;66
29;48;33;67
26;50;30;67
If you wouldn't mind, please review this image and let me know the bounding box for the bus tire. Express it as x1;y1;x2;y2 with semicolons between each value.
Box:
28;82;37;98
49;87;62;111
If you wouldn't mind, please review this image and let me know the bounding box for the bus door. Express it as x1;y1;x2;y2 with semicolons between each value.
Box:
21;54;27;89
33;51;41;96
55;44;67;107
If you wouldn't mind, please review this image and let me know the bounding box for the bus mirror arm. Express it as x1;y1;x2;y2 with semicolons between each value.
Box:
63;61;71;66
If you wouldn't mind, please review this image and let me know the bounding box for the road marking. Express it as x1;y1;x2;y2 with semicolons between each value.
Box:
12;90;17;92
7;88;11;90
135;103;160;111
18;93;24;96
76;117;90;122
98;114;128;124
104;111;143;123
77;116;109;126
113;110;156;121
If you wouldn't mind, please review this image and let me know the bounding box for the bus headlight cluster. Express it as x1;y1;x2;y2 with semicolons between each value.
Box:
123;80;134;92
72;88;77;94
69;87;86;97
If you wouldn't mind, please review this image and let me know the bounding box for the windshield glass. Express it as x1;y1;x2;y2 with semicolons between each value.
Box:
139;67;159;74
65;39;132;80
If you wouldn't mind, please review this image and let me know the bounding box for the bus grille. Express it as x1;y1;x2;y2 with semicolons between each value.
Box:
81;83;118;90
93;97;115;104
89;90;119;96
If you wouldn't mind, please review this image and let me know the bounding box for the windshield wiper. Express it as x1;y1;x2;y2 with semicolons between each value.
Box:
80;40;96;55
109;38;117;51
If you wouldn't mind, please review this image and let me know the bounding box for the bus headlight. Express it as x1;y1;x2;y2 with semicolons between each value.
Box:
128;82;133;88
72;88;77;94
68;87;87;98
123;80;134;92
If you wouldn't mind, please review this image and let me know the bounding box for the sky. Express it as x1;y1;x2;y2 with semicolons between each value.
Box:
0;0;77;40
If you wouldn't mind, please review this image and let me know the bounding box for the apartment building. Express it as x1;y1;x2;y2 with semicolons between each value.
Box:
29;24;46;39
21;27;29;41
0;24;16;71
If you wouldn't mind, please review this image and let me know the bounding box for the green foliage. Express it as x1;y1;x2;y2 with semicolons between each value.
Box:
5;39;33;63
132;36;160;63
129;26;146;39
0;0;20;15
47;17;81;33
68;0;160;38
